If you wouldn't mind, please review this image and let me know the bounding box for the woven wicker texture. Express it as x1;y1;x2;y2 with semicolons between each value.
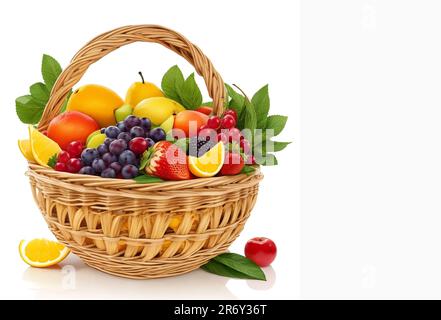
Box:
27;25;262;279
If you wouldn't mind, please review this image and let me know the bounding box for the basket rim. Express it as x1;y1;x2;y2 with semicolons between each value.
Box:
27;163;263;193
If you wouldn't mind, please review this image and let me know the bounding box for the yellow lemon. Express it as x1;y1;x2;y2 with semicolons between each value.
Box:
133;97;185;125
29;126;61;167
19;239;70;268
188;142;225;178
66;84;124;127
18;139;35;162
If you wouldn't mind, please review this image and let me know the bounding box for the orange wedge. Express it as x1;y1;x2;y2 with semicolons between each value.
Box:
19;238;70;268
188;142;225;178
18;139;35;162
28;125;61;167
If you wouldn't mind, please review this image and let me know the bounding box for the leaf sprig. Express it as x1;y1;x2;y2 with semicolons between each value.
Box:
16;54;71;125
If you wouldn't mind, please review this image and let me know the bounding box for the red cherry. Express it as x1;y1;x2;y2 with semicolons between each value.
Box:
54;162;67;172
217;132;228;144
221;115;236;129
224;109;237;122
57;150;71;164
129;137;148;155
207;116;221;130
244;237;277;267
66;141;84;158
228;128;242;142
66;158;83;173
240;139;251;154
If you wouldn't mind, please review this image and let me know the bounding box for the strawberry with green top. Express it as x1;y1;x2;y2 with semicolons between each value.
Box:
143;141;191;180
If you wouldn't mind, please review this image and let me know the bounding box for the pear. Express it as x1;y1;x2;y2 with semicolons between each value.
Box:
114;104;133;122
125;72;164;107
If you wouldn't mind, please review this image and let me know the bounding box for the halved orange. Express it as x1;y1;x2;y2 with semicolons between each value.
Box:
19;239;70;268
188;142;225;178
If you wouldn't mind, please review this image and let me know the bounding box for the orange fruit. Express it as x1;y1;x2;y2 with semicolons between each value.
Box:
29;125;61;167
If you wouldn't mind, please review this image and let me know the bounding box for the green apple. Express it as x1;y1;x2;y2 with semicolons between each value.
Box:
86;130;101;145
160;115;175;133
114;104;133;122
87;133;106;148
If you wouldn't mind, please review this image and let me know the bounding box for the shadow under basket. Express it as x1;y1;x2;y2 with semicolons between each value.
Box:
25;25;263;279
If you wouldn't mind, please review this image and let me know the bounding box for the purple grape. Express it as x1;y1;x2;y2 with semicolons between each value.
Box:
116;121;127;132
97;143;108;155
78;166;96;175
124;115;141;130
105;126;120;138
101;168;116;178
81;148;100;166
130;126;145;138
140;118;152;131
149;127;166;142
92;158;106;173
109;139;127;155
109;162;122;174
104;138;114;146
117;132;131;143
100;128;105;134
119;150;137;166
145;138;155;148
102;152;118;165
121;164;139;179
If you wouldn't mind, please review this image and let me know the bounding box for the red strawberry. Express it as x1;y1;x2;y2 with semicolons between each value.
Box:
145;141;191;180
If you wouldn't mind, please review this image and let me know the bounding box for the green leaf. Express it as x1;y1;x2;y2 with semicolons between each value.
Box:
243;98;257;131
201;260;258;280
262;153;278;166
252;85;270;129
240;165;256;175
265;115;287;136
133;174;163;184
15;95;45;124
225;84;244;116
161;65;185;103
29;82;49;104
60;90;72;113
202;253;266;281
47;153;58;168
263;141;291;153
178;73;203;110
41;54;62;90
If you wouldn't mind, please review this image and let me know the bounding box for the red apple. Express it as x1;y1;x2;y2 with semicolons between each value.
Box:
244;237;277;267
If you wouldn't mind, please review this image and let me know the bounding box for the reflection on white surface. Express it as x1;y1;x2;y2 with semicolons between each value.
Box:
21;255;277;300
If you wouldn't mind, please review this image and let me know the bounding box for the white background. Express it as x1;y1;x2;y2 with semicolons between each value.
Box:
1;0;440;300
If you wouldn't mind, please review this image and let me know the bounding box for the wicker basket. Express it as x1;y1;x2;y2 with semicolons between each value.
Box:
26;25;263;279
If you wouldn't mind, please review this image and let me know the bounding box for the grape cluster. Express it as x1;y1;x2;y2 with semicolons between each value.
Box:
55;115;167;179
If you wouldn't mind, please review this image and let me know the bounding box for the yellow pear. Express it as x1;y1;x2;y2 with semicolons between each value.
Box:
125;72;164;107
66;84;124;127
133;97;185;125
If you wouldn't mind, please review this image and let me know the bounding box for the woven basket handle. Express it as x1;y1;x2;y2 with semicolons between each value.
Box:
38;25;226;130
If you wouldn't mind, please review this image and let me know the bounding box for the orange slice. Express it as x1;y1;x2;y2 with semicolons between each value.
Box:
19;238;70;268
18;139;35;162
188;142;225;178
28;125;61;167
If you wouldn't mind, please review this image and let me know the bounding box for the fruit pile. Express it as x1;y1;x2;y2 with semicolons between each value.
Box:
17;57;289;182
